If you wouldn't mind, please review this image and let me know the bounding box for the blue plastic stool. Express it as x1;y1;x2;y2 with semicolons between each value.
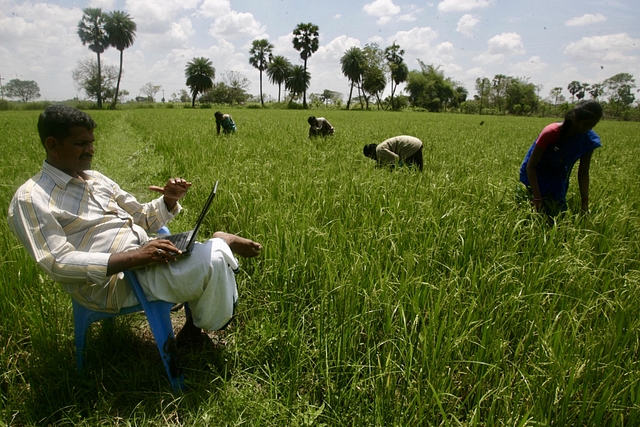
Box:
72;226;186;391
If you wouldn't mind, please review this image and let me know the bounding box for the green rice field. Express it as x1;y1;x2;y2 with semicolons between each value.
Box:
1;107;640;426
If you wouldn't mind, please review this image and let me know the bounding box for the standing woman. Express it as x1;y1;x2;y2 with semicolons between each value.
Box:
519;100;603;215
215;111;237;135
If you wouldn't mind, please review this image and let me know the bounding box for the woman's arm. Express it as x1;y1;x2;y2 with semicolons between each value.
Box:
577;150;594;212
525;144;546;212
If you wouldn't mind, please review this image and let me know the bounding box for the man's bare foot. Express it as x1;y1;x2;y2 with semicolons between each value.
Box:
176;314;208;347
213;232;262;258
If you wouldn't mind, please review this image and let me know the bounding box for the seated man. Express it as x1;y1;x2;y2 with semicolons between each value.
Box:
363;135;423;171
308;116;335;138
8;105;262;344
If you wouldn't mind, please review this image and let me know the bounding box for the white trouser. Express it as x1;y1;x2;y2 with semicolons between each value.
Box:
123;238;238;331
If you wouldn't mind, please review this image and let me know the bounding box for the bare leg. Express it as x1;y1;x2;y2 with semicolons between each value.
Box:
213;232;262;258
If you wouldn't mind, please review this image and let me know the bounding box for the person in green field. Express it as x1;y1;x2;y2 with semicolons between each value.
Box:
308;116;335;138
519;100;603;216
363;135;423;171
215;111;237;135
8;105;262;345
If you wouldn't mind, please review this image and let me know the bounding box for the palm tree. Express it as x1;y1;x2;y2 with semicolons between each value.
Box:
292;22;319;108
384;43;408;111
185;57;215;107
77;7;109;108
104;10;137;109
285;65;310;103
249;39;274;107
266;55;292;103
340;46;365;110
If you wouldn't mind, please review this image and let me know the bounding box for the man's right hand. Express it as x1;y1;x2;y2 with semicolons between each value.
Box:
106;239;182;275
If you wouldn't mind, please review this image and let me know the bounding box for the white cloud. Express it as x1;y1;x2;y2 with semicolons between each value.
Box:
565;13;607;27
487;32;525;55
126;0;199;30
391;27;439;54
169;17;195;43
564;33;639;59
438;0;491;13
364;0;401;17
435;41;455;61
456;14;479;37
510;55;549;75
398;14;417;22
334;14;341;19
315;35;361;64
207;11;266;40
88;0;116;9
473;33;524;64
198;0;230;18
465;66;485;78
473;52;503;64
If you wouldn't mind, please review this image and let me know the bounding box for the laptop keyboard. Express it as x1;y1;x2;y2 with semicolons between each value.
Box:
162;231;193;251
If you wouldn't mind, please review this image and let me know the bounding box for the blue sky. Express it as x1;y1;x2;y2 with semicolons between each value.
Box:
1;0;638;103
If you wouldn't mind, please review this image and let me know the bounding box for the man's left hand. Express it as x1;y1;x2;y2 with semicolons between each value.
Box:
149;178;192;210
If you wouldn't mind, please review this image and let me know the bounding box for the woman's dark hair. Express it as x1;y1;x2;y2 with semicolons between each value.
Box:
558;100;603;142
37;105;97;147
215;111;223;120
307;116;316;126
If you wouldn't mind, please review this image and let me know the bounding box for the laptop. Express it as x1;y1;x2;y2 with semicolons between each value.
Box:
160;181;218;257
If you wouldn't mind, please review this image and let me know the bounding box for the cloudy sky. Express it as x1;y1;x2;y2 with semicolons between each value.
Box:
1;0;638;103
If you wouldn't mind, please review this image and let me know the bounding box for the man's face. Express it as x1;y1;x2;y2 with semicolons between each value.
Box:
46;126;95;178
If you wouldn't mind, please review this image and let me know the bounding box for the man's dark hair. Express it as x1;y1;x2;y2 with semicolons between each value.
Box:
363;143;377;159
37;105;97;146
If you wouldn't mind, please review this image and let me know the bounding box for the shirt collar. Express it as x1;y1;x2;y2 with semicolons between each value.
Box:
42;161;94;189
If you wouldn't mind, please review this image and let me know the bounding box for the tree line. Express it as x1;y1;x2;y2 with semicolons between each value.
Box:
2;14;637;119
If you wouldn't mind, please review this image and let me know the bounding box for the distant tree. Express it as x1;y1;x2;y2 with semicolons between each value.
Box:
452;84;468;108
505;77;538;115
567;80;583;103
185;57;215;107
77;7;109;108
249;39;274;107
549;87;563;106
577;83;589;101
474;77;491;114
171;89;190;104
266;55;292;103
340;46;365;110
362;65;386;109
292;22;319;108
139;82;161;102
72;57;119;102
320;89;342;105
603;73;636;118
285;65;310;103
200;82;230;104
406;62;456;112
360;43;386;110
384;43;408;110
3;79;41;102
588;83;604;100
222;71;251;105
491;74;510;113
104;10;136;109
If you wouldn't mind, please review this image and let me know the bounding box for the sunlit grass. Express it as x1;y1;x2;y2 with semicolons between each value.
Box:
1;108;639;425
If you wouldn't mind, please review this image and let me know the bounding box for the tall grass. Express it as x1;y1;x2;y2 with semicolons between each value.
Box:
1;108;639;425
